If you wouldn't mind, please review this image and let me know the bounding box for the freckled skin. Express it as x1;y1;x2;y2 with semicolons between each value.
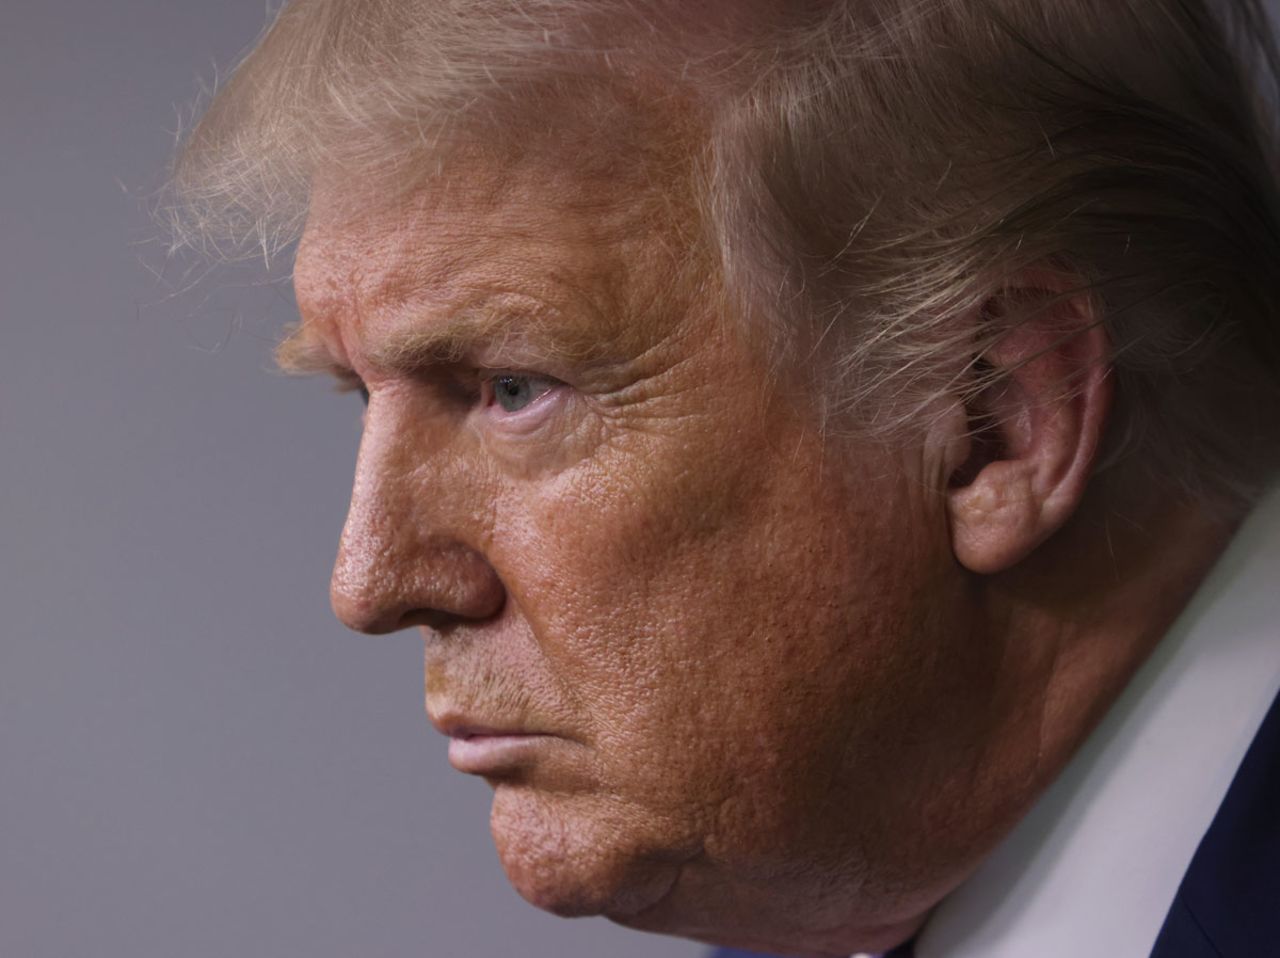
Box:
290;146;1232;956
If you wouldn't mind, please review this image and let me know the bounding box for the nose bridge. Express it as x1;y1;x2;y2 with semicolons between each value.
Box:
330;412;502;634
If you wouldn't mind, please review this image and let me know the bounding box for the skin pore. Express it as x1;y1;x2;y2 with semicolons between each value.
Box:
284;130;1236;955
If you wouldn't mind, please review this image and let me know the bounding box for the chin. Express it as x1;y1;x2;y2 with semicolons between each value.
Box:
488;784;690;920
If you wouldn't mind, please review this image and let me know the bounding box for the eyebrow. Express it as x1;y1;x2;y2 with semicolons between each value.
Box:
274;302;605;381
274;324;347;377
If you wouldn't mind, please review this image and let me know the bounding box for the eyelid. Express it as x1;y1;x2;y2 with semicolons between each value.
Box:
325;363;564;413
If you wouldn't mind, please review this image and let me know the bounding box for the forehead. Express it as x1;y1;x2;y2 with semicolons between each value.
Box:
291;140;708;368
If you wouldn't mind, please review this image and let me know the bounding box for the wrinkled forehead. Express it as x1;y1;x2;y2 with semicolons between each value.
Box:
291;139;716;366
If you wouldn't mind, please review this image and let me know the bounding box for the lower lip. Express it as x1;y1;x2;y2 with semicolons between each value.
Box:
448;734;554;774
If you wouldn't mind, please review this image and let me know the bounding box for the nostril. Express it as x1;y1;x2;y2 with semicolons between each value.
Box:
402;603;504;635
329;537;506;636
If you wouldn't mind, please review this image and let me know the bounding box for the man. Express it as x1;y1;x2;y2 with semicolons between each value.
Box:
170;1;1280;955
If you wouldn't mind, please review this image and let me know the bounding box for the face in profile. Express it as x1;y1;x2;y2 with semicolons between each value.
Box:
287;149;1014;953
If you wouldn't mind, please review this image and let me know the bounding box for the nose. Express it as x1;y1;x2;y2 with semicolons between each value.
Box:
329;417;505;635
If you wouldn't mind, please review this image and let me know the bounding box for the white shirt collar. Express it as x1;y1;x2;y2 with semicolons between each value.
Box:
909;487;1280;958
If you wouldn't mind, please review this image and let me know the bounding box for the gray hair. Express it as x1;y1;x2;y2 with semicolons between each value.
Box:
168;0;1280;510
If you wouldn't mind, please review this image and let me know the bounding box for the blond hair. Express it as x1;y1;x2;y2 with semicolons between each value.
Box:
168;0;1280;508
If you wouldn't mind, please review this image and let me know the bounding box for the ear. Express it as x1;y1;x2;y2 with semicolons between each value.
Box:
945;269;1112;574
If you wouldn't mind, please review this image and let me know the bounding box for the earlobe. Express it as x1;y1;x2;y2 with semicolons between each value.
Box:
945;271;1112;575
950;459;1054;574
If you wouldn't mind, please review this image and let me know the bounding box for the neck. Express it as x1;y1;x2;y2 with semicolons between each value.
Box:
876;491;1239;955
1001;490;1237;771
895;490;1240;944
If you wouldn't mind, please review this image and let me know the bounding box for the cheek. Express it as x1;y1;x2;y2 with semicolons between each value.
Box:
498;411;944;849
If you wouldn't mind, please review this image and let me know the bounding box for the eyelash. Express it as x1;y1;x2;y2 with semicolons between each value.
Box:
336;371;560;413
331;372;370;405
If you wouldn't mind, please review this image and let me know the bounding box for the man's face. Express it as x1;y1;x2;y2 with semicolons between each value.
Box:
290;148;1009;953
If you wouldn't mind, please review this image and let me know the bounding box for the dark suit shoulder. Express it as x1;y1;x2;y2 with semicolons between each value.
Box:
1150;687;1280;958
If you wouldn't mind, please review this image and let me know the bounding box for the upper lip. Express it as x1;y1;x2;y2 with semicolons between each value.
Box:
430;714;544;741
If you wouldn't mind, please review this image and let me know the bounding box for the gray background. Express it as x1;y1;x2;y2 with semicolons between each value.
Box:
0;3;702;956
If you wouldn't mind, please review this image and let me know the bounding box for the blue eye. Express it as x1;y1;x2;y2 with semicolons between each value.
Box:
491;374;556;413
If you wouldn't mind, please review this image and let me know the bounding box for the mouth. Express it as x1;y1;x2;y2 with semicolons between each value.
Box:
446;730;557;774
430;713;560;775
